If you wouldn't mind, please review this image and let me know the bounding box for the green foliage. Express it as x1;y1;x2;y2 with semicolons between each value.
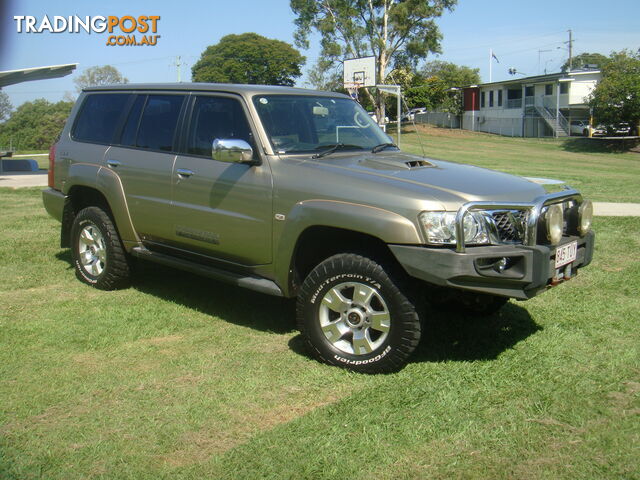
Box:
562;52;609;72
191;33;305;86
74;65;128;92
401;61;480;112
0;91;12;123
420;60;480;87
589;50;640;126
291;0;457;118
306;59;344;92
0;99;73;150
404;78;448;110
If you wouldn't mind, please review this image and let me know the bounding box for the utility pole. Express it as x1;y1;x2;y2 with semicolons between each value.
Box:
174;56;182;82
567;29;573;72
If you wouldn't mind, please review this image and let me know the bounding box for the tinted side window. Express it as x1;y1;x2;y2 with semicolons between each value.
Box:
119;95;146;147
136;95;185;151
72;93;131;144
186;96;253;156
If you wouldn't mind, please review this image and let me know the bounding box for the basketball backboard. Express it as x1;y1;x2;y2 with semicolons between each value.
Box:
343;56;376;88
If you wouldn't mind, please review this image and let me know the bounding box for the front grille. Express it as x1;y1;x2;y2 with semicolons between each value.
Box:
491;210;528;243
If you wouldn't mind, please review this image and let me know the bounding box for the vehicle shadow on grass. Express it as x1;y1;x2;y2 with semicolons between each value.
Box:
55;252;540;363
562;137;639;154
412;302;541;363
130;261;297;335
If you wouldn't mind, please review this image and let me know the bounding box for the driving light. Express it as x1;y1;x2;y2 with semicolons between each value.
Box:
419;211;489;245
545;204;564;245
578;200;593;235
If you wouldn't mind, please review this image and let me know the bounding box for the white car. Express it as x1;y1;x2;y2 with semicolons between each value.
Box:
402;107;427;122
367;112;389;124
569;120;590;136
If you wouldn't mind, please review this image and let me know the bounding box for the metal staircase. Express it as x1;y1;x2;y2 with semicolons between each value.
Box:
533;97;569;137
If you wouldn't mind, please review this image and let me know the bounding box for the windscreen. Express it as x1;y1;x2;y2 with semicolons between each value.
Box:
252;95;392;154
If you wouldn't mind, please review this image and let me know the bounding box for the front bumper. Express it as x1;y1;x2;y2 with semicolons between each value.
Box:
390;230;595;300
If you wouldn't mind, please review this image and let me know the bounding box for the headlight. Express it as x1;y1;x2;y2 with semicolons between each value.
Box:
419;211;489;245
545;204;563;245
578;200;593;235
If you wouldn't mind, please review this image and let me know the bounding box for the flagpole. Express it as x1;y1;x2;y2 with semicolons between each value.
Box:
489;48;492;82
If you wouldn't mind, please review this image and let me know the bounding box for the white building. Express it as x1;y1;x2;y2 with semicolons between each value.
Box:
461;70;601;137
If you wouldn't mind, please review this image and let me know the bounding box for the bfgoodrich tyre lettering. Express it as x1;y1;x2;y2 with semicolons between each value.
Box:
297;253;421;373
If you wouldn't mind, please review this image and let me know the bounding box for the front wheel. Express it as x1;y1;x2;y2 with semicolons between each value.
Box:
297;254;421;373
70;206;130;290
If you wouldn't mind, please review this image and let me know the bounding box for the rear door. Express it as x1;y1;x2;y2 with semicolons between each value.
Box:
106;93;186;243
170;94;273;265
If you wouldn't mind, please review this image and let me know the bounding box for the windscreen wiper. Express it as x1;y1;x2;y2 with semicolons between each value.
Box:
312;143;362;159
371;142;398;153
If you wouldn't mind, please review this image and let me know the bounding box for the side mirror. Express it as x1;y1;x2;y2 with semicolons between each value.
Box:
212;139;254;163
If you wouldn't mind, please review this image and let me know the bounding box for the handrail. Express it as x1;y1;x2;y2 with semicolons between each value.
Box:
454;189;583;253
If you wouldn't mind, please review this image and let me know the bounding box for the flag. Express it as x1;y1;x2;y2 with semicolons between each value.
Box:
492;52;500;63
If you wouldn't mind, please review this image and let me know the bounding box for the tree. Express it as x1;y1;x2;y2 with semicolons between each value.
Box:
420;60;480;87
0;99;73;150
562;52;609;72
589;50;640;130
74;65;128;92
0;91;12;122
192;33;305;86
306;59;344;91
406;60;480;113
291;0;457;120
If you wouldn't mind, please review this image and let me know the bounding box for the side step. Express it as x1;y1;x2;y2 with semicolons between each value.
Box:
130;246;283;297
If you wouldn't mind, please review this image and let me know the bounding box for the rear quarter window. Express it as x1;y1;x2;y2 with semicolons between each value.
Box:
72;93;131;144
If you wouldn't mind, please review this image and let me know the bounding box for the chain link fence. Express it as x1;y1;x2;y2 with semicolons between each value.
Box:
414;112;460;129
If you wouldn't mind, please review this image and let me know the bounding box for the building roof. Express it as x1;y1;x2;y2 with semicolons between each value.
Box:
465;69;601;89
0;63;77;88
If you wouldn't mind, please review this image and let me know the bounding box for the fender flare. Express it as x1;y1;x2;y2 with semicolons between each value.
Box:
273;199;423;296
63;163;139;247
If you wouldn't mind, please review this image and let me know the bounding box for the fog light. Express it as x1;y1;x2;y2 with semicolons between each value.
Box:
494;257;508;273
546;204;563;245
578;200;593;235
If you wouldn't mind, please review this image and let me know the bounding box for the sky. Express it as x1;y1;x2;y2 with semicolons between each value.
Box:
1;0;639;109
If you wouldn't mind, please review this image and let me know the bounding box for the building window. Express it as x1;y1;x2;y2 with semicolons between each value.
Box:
525;86;534;97
560;82;569;94
489;91;494;107
498;90;503;107
545;84;553;95
481;91;485;108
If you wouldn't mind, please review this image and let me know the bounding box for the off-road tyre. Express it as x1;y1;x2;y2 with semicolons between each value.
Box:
297;253;421;373
70;206;130;290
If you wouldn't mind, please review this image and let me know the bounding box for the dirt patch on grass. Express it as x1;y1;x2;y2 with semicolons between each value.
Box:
161;392;344;468
137;335;184;346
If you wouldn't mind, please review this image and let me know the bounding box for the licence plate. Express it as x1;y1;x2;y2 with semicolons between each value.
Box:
555;241;577;269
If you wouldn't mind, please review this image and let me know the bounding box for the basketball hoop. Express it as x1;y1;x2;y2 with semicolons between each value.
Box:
344;82;362;101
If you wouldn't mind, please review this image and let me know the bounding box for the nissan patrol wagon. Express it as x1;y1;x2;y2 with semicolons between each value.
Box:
43;83;595;373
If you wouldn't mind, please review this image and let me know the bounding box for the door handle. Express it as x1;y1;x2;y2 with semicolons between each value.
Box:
176;168;194;178
107;159;121;168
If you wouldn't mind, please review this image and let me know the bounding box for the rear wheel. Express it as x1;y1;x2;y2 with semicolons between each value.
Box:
70;206;130;290
297;253;421;373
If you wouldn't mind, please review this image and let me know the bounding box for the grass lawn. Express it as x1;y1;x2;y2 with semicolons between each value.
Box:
396;125;640;203
1;188;638;479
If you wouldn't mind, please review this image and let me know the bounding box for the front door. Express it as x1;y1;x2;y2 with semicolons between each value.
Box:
171;94;273;266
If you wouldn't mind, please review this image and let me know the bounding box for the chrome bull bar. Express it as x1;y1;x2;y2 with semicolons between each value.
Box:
454;189;583;253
